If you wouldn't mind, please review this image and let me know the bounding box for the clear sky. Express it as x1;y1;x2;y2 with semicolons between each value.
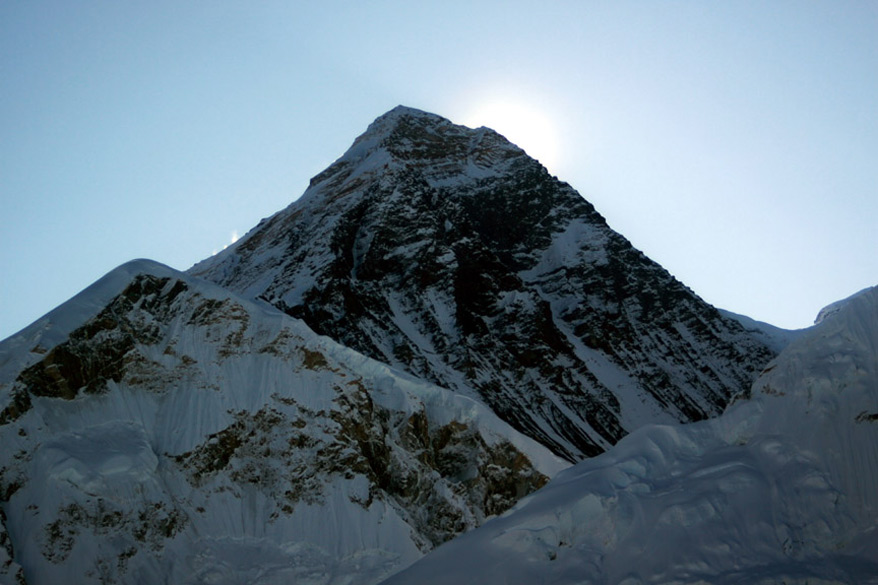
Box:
2;1;876;340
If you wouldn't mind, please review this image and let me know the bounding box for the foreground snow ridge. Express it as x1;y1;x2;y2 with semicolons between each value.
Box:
383;286;878;585
0;260;564;585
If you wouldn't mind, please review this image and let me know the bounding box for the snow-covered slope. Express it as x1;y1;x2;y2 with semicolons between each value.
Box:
381;285;878;585
0;260;565;585
192;106;776;461
718;308;804;353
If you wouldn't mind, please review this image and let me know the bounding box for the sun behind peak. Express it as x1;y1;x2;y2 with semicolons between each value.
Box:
461;101;560;172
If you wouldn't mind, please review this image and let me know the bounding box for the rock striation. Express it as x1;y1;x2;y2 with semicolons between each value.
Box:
193;106;776;461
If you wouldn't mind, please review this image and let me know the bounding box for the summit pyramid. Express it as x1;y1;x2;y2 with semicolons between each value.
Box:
192;106;775;461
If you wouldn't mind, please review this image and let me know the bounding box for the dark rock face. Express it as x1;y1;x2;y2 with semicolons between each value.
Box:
173;391;548;550
192;106;776;461
15;276;183;400
1;275;186;425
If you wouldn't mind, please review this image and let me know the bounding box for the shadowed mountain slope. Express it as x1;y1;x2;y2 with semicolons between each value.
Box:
192;106;776;461
381;286;878;585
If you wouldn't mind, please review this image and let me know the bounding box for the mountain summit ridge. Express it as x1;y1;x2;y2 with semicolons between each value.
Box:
297;104;529;201
192;106;776;461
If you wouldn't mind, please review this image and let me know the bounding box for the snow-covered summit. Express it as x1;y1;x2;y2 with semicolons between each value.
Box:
353;105;454;146
300;104;525;199
192;106;776;461
346;104;522;162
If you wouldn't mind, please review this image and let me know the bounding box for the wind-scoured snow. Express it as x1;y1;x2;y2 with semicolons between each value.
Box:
718;308;805;353
0;260;565;585
0;259;176;380
382;286;878;585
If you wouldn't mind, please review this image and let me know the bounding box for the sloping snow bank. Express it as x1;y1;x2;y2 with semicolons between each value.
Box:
0;260;566;585
383;286;878;585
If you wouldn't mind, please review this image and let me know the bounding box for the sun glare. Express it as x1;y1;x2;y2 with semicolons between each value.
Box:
462;101;560;172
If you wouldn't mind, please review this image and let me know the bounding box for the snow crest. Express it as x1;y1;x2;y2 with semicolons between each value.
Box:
382;286;878;584
0;261;565;585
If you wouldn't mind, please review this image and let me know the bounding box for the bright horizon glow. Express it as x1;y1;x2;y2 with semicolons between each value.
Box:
461;101;561;172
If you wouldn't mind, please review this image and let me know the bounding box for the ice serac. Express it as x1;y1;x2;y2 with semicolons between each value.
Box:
192;105;776;461
380;285;878;585
0;260;565;585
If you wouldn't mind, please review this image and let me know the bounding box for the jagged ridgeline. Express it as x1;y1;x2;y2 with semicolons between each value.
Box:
192;105;775;461
0;260;564;585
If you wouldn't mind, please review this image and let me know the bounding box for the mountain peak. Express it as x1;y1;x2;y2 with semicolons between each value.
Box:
374;104;447;124
314;106;526;187
193;107;776;462
352;105;450;147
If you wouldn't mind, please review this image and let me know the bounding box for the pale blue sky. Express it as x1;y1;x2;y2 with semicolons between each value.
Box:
2;1;876;339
